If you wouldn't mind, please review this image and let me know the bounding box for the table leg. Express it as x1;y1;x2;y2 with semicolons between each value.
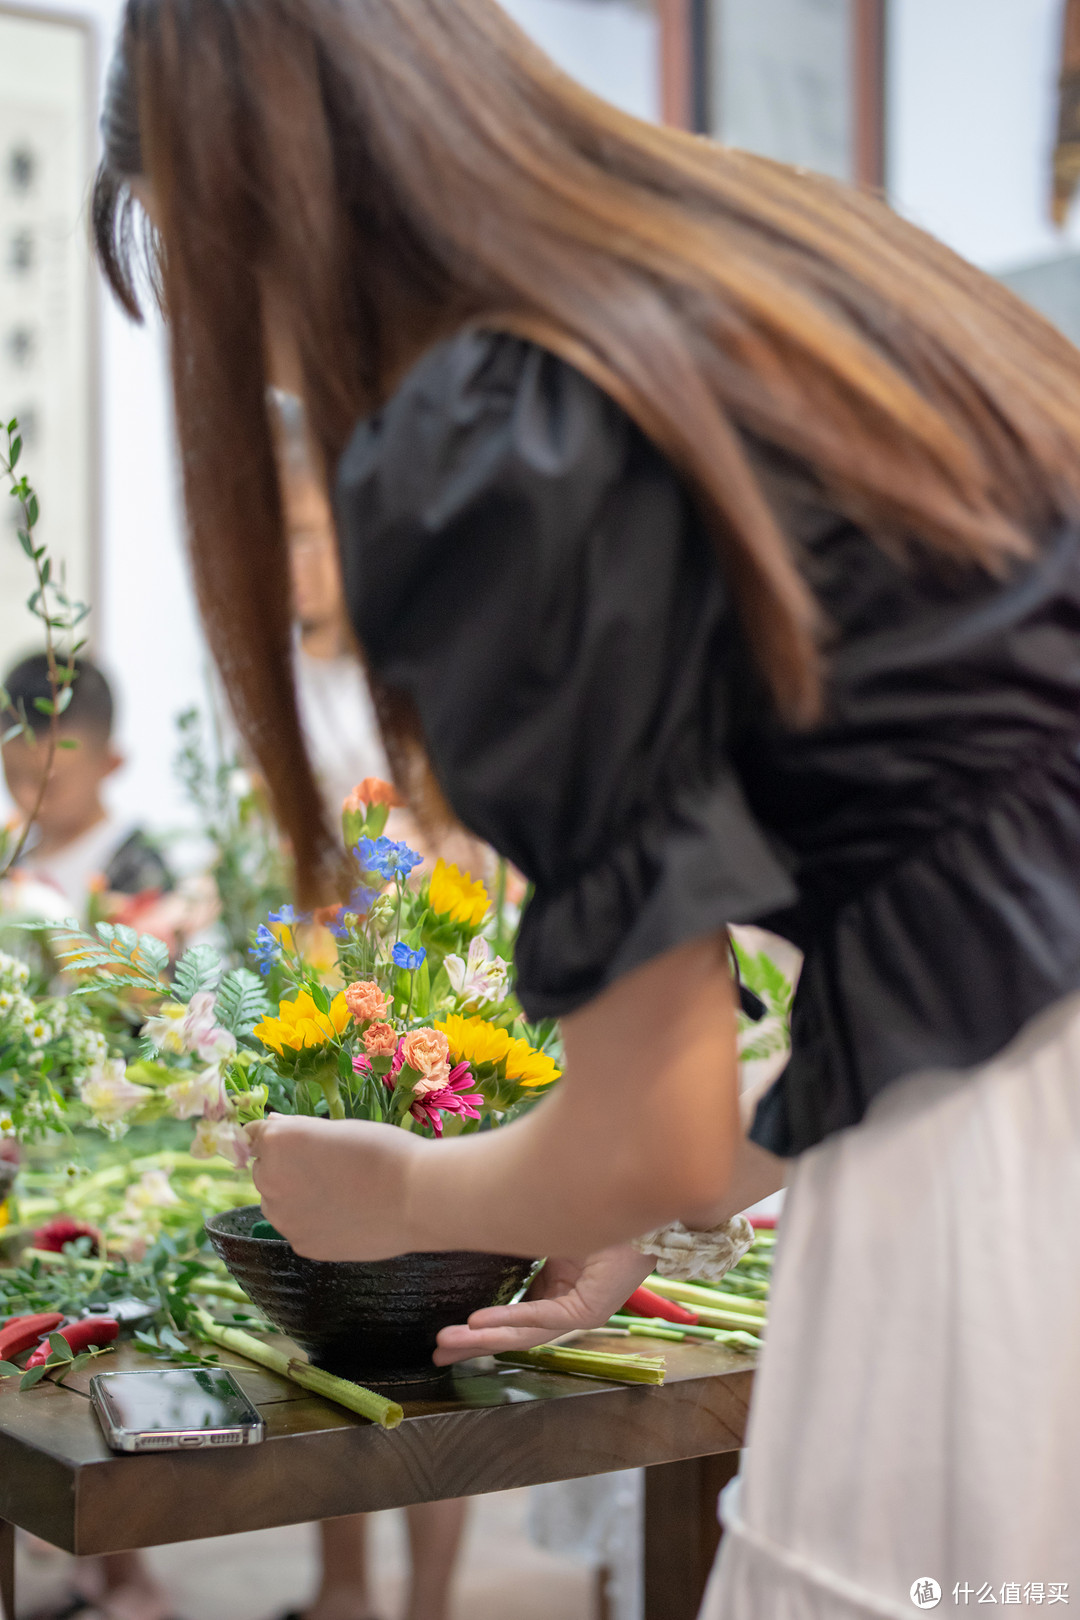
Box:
643;1452;740;1620
0;1518;14;1620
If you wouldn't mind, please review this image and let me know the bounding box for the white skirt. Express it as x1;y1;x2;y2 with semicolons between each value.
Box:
699;990;1080;1619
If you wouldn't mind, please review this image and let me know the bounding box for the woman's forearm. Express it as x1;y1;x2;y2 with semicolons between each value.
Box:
687;1131;787;1228
251;935;751;1264
402;935;743;1258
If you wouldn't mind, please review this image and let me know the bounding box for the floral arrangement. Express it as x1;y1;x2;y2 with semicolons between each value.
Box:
0;950;112;1142
27;781;561;1171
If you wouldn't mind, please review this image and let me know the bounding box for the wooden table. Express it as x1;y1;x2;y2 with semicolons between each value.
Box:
0;1331;753;1620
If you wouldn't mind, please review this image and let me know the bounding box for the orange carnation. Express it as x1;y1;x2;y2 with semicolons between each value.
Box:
344;980;392;1022
363;1021;399;1057
343;777;405;813
400;1028;450;1077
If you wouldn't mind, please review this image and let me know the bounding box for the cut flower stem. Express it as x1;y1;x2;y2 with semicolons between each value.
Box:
607;1314;763;1352
495;1345;665;1385
646;1276;767;1320
190;1309;403;1428
188;1276;251;1304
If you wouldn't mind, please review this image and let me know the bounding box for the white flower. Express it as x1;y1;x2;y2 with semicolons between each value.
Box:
78;1060;153;1125
444;937;510;1007
165;1065;229;1121
144;993;235;1063
27;1019;52;1048
142;997;187;1049
189;1117;253;1169
181;992;236;1063
70;1029;109;1068
0;949;31;991
124;1168;181;1211
142;1001;188;1055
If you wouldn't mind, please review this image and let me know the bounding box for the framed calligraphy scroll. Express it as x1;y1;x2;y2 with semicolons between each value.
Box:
0;4;97;664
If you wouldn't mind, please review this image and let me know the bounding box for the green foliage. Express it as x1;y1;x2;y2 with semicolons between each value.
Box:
172;944;222;1003
0;1143;264;1386
52;920;169;998
732;939;795;1064
214;968;270;1036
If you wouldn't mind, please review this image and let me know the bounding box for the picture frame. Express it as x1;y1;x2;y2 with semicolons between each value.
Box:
0;3;98;665
660;0;885;188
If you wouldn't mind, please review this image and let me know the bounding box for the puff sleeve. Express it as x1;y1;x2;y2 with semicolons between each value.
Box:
334;330;796;1018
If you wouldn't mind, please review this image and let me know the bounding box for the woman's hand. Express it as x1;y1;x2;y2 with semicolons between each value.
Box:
433;1245;654;1364
246;1113;422;1261
247;937;742;1266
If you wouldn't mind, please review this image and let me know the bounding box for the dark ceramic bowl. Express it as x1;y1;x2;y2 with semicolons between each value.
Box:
205;1206;537;1388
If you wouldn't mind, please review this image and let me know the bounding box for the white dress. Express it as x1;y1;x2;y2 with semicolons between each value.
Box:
700;989;1080;1618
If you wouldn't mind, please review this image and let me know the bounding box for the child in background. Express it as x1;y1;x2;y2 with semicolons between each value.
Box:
1;654;172;920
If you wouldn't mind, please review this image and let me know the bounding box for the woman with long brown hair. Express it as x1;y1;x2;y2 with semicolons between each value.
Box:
96;0;1080;1609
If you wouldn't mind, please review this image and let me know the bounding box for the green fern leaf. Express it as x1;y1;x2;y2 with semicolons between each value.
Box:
173;944;223;1003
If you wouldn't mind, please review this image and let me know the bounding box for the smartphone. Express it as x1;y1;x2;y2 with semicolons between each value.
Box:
90;1367;266;1452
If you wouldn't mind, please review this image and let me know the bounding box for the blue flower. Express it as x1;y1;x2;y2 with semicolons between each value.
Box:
392;942;427;972
347;885;379;915
249;923;282;976
383;841;423;879
268;904;310;927
355;836;423;882
323;907;350;941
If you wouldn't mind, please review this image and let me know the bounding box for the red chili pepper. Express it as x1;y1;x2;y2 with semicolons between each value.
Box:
24;1317;120;1369
622;1286;699;1326
0;1312;64;1362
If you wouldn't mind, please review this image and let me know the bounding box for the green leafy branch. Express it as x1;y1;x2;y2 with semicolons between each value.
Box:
51;919;171;996
733;943;795;1064
0;415;91;880
0;1331;116;1392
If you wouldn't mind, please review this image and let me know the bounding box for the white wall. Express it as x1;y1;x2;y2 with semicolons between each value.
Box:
1;0;206;845
887;0;1080;273
499;0;660;121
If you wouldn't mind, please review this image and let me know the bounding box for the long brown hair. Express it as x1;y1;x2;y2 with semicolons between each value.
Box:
94;0;1080;901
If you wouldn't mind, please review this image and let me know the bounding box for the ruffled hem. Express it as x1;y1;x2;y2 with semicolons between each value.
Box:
752;740;1080;1156
699;1480;920;1620
514;766;796;1020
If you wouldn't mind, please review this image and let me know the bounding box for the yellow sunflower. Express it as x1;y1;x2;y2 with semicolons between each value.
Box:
436;1015;561;1088
253;989;350;1056
436;1013;512;1068
503;1036;562;1088
429;859;490;928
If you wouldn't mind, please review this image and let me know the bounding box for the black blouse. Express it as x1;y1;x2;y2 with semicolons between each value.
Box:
335;330;1080;1157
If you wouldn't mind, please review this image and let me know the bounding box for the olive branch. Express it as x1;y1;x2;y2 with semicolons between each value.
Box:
0;415;91;880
